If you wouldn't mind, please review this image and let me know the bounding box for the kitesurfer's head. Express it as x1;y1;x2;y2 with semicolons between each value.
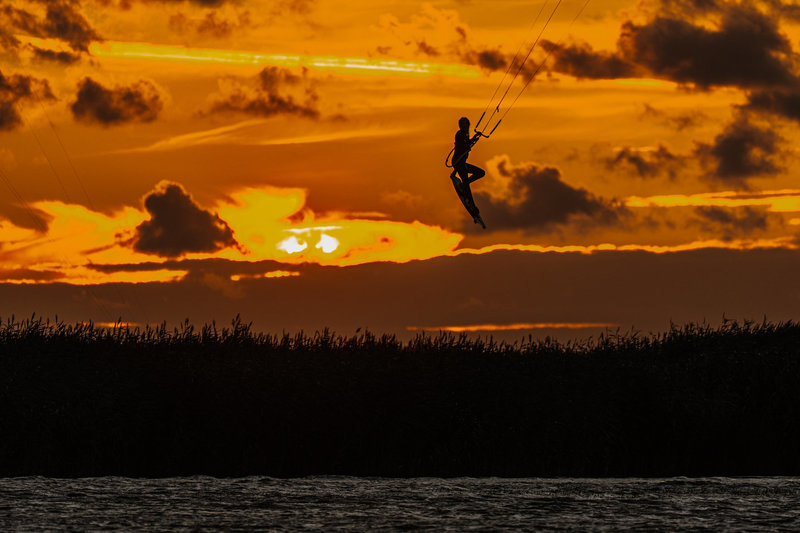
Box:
459;117;470;131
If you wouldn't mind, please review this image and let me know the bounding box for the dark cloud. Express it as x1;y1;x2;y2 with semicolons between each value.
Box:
70;77;163;126
258;67;302;91
134;182;239;258
693;206;769;241
416;40;438;57
618;6;795;90
0;26;21;54
536;0;800;182
41;1;102;51
29;45;81;64
1;1;102;53
0;70;55;131
640;103;707;131
407;38;511;73
541;2;797;91
472;156;625;233
539;40;638;80
0;268;64;282
391;0;800;88
461;48;508;72
694;116;783;184
205;67;320;119
745;87;800;122
0;4;38;55
0;201;51;233
606;144;685;179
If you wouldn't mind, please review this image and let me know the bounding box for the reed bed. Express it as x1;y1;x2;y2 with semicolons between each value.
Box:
1;315;799;477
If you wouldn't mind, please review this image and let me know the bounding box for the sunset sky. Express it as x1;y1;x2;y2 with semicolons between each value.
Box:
2;0;800;339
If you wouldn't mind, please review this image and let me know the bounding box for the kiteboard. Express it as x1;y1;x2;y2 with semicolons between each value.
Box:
450;175;486;229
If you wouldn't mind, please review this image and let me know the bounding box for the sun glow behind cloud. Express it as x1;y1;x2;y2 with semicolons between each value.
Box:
0;185;463;284
218;187;462;266
4;182;800;286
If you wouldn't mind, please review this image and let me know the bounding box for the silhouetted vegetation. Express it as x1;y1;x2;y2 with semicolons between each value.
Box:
1;315;800;477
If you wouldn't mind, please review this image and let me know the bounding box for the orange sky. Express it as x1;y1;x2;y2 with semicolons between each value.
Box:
2;0;800;338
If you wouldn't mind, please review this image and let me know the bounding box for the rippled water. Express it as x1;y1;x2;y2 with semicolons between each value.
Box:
2;477;799;531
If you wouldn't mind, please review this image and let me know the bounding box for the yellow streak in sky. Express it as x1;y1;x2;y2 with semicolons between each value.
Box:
626;190;800;212
89;41;482;79
408;323;619;332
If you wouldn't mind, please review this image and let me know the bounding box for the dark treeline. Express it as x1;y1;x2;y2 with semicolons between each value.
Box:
1;315;800;478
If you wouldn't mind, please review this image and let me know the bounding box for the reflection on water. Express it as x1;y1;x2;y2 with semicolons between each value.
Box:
2;477;800;531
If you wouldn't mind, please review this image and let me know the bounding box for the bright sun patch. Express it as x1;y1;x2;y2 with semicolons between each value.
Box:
277;236;309;254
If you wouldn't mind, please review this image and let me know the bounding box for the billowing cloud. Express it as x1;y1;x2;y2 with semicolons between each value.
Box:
694;116;783;185
70;77;163;126
204;67;320;119
606;144;685;179
745;88;800;123
0;70;55;131
617;5;795;90
542;2;796;90
134;182;238;258
540;40;639;80
694;206;770;241
0;0;102;53
471;156;625;232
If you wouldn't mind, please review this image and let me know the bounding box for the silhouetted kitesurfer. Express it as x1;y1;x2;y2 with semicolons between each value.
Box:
450;117;485;224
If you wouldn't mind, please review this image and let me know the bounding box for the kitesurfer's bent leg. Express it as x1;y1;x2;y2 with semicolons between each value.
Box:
463;163;485;185
455;163;484;205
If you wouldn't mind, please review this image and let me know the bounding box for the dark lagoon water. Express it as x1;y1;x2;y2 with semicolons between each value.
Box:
2;477;799;531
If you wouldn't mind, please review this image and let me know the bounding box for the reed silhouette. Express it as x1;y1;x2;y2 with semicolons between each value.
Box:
1;315;799;477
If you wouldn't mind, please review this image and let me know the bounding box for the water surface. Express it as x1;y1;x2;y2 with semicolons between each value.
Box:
2;477;799;531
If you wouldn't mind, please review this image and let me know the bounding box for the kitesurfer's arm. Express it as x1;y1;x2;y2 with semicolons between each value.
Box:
469;132;482;148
